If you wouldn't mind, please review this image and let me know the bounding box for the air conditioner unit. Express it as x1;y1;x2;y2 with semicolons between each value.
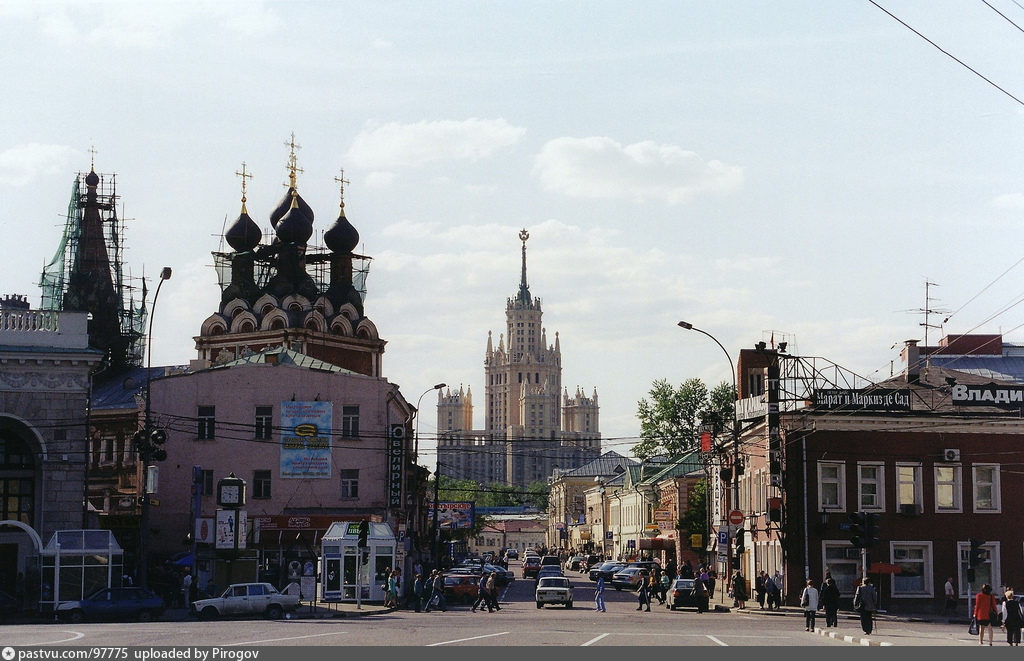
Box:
943;448;961;462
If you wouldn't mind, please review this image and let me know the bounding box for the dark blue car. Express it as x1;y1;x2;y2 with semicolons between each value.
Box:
56;587;165;623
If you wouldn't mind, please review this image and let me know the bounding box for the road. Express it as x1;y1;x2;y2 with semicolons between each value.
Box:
0;565;990;648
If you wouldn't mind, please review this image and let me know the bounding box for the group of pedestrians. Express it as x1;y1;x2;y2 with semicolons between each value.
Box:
754;570;782;610
973;583;1024;646
471;571;502;613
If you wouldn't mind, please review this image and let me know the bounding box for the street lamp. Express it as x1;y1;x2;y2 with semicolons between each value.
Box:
139;266;172;590
412;383;445;569
677;320;740;570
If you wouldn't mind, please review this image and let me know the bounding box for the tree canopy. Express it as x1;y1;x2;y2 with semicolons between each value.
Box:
633;377;736;459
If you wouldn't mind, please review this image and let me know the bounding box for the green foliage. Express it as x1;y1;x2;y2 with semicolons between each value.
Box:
634;378;735;459
677;479;708;542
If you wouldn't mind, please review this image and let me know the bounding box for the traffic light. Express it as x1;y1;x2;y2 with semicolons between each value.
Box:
863;512;879;547
149;429;168;462
357;520;369;548
969;538;987;568
849;511;866;548
767;497;782;523
734;528;745;555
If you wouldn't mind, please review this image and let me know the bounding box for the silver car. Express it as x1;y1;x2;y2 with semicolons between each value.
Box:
536;575;573;608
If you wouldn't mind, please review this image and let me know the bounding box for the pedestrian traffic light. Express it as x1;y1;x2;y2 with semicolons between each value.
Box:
969;538;987;568
849;511;866;548
357;519;369;548
734;528;745;555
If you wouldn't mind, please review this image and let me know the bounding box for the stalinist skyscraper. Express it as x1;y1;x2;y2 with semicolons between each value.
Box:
436;229;600;488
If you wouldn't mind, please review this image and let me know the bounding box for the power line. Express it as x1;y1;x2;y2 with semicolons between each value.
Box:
868;0;1024;108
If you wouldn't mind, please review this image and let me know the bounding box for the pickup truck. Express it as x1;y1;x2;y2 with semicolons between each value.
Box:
191;582;301;620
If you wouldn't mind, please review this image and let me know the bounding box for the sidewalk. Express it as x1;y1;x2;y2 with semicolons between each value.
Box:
726;602;967;646
162;599;394;621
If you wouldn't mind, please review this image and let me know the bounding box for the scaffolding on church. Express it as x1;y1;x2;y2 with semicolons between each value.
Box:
39;171;148;367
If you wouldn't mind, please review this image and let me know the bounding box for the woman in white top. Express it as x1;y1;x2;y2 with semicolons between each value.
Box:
800;579;820;631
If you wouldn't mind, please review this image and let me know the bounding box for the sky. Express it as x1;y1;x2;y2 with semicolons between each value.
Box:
3;1;1024;468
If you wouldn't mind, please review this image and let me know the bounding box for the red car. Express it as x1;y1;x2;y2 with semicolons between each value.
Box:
521;556;542;579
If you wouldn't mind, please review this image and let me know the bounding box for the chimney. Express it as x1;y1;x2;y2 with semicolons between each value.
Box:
901;340;920;384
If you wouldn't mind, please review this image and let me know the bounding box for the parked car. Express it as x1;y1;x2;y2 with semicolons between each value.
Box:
191;582;301;620
56;587;165;623
540;555;562;568
522;556;543;579
611;567;650;591
534;565;564;585
483;564;514;586
444;574;479;605
503;548;519;561
579;554;602;573
667;578;704;611
566;555;586;571
589;561;626;582
535;575;573;608
627;561;660;574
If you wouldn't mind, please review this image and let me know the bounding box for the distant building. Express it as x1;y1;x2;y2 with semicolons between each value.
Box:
437;229;601;488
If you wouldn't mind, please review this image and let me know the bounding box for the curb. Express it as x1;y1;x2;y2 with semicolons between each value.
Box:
813;626;894;647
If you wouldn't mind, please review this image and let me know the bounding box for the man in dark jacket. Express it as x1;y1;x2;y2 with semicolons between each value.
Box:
853;576;878;634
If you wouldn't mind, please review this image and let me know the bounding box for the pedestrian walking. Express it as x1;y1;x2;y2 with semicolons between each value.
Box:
764;573;779;610
755;571;767;610
731;570;748;609
694;575;710;614
636;575;651;611
819;576;841;627
424;570;447;612
800;579;820;631
486;571;500;611
386;569;400;608
1002;588;1023;646
853;576;878;635
974;583;998;646
472;571;490;612
595;575;606;612
943;576;957;617
412;573;424;612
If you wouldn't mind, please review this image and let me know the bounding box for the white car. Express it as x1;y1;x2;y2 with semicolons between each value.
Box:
535;575;573;608
191;582;301;620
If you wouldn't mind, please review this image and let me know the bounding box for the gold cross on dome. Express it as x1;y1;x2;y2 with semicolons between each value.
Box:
334;169;350;211
235;162;253;211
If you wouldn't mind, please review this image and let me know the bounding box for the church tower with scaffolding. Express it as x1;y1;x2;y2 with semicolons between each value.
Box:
436;229;600;488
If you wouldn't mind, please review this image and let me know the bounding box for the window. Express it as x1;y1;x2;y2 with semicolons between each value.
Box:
340;469;359;499
896;463;922;512
198;406;215;440
958;541;997;595
822;542;861;597
818;461;845;510
857;462;884;511
201;469;214;496
891;542;932;596
935;464;962;513
341;406;359;438
255;406;273;440
972;464;1000;513
253;470;271;499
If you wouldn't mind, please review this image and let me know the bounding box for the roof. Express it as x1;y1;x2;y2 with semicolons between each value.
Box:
917;355;1024;385
559;450;633;478
91;365;189;411
210;348;360;374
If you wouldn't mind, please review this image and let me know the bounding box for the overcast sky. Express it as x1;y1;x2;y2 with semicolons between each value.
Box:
3;1;1024;466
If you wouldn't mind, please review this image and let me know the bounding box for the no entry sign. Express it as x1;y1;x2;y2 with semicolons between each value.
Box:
728;509;744;526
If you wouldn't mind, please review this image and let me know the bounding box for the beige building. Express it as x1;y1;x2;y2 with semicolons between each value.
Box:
437;229;601;488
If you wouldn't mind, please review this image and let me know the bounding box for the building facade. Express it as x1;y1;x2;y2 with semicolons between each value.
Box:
437;229;601;488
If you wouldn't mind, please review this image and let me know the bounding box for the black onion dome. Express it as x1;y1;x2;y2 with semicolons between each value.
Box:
224;210;262;252
323;211;359;253
275;197;314;245
85;170;100;186
270;187;313;228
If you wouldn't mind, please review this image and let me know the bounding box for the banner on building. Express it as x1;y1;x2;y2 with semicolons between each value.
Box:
428;501;475;529
280;401;332;478
952;383;1024;410
813;389;911;411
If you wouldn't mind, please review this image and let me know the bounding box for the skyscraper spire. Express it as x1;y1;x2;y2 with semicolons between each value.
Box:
517;227;530;304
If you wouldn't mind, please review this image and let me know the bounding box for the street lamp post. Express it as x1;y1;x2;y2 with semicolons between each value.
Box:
139;267;172;591
677;320;740;571
413;383;446;569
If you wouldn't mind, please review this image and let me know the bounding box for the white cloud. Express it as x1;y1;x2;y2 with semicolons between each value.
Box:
0;143;80;187
533;136;744;204
345;119;526;170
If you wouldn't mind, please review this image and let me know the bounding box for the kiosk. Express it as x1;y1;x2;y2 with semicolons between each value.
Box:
320;521;396;602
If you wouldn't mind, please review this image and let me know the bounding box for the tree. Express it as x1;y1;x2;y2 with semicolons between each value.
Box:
677;479;708;558
634;378;735;459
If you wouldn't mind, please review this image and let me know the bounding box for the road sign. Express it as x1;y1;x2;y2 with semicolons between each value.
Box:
728;509;743;525
718;530;729;545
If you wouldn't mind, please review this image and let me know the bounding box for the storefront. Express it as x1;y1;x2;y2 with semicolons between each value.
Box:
320;521;396;602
